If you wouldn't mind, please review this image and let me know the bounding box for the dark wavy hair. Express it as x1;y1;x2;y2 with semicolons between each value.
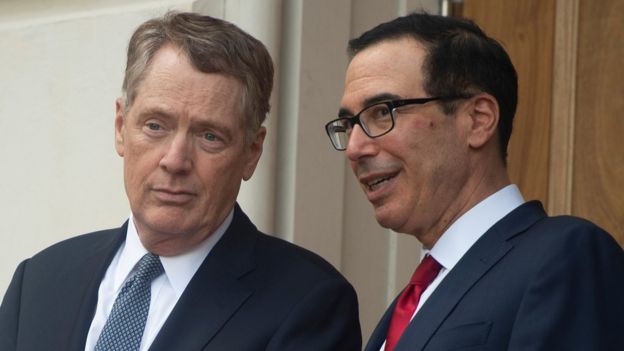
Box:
349;13;517;163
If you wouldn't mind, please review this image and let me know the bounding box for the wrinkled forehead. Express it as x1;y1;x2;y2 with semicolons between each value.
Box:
341;37;428;112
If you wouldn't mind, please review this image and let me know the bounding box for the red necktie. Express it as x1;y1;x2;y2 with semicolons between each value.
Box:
384;255;442;351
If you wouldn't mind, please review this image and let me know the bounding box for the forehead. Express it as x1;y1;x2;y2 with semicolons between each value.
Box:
341;37;428;111
134;45;244;119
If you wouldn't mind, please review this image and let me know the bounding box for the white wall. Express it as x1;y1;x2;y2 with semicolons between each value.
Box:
0;0;191;290
0;0;439;341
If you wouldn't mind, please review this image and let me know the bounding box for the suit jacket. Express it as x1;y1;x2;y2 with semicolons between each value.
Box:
0;204;361;351
365;201;624;351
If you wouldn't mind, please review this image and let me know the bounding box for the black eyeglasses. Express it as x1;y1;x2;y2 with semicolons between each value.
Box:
325;97;460;150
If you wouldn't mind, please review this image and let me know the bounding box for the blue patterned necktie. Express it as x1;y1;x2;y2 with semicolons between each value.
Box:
95;252;164;351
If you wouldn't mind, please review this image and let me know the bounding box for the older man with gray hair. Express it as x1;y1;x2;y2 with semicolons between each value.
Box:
0;12;361;351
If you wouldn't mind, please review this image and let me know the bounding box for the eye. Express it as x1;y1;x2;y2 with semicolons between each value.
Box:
370;104;392;119
146;122;162;131
203;132;219;141
143;121;167;136
362;103;392;126
197;131;227;152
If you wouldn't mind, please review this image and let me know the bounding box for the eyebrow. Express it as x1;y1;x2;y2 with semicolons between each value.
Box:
137;106;174;120
338;92;402;117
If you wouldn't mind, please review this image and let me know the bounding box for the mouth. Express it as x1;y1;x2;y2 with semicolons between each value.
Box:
360;171;399;192
152;187;196;204
367;175;395;191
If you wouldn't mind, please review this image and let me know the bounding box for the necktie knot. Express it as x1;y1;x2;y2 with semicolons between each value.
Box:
408;255;442;285
133;252;164;283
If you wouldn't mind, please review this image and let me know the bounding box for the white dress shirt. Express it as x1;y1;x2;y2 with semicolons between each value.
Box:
84;210;232;351
380;184;524;351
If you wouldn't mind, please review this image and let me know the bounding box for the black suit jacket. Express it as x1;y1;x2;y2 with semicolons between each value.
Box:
365;201;624;351
0;204;361;350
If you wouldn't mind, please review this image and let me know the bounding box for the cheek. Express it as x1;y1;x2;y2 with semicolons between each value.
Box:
400;131;464;191
123;158;147;198
123;144;161;184
199;154;246;187
349;160;358;174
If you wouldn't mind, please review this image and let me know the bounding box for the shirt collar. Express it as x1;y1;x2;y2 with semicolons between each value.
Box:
114;209;234;297
428;184;524;270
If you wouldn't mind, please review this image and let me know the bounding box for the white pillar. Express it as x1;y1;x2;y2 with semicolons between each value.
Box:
194;0;283;234
275;0;352;269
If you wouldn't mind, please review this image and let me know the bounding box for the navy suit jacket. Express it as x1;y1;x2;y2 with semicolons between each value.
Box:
0;204;361;350
365;201;624;351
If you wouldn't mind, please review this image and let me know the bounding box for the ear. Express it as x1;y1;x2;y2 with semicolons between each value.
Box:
466;93;499;149
242;126;266;181
114;98;126;157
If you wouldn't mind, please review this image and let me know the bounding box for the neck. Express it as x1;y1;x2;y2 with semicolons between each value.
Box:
417;161;510;249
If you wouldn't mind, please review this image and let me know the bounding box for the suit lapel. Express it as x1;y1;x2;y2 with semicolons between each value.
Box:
392;201;546;351
364;299;395;351
150;205;257;351
68;225;127;350
395;237;513;350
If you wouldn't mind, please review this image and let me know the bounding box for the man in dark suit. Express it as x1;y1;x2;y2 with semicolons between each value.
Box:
324;12;624;351
0;12;361;351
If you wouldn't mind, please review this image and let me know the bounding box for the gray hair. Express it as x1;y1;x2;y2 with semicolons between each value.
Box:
122;11;274;136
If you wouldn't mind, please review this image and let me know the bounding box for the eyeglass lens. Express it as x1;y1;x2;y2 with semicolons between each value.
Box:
327;102;395;150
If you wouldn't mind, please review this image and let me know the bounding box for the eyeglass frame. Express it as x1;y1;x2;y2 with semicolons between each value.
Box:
324;96;465;151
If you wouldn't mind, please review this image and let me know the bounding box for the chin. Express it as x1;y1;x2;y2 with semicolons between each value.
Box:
138;210;191;235
374;207;401;231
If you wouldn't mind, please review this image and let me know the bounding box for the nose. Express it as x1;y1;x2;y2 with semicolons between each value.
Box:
345;124;378;162
159;133;193;174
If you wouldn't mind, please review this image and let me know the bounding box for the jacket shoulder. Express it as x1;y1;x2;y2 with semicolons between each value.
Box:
28;226;124;267
530;214;621;249
254;231;346;282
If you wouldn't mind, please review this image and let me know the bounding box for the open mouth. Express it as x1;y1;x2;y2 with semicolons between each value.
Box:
367;174;397;191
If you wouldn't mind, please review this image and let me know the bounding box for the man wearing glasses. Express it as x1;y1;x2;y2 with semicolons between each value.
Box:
326;12;624;351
